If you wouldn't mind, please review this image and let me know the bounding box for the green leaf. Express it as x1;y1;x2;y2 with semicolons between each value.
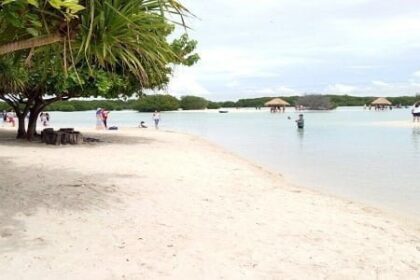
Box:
26;27;39;36
48;0;63;10
27;0;39;8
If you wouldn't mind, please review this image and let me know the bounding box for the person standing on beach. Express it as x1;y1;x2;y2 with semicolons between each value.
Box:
96;108;104;129
101;109;110;129
153;110;160;129
412;102;420;122
40;112;50;126
40;112;47;126
6;111;15;127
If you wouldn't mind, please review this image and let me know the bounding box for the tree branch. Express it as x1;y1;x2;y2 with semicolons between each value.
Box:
0;34;64;56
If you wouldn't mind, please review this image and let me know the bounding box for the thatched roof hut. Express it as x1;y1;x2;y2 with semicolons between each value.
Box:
264;98;290;107
371;97;392;106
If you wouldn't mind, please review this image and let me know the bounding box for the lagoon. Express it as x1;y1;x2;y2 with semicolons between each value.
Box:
48;107;420;218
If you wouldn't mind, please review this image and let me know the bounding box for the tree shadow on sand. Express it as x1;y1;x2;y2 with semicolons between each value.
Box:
0;156;131;254
0;129;156;147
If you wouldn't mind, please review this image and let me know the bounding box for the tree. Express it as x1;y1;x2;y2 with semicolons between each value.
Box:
134;94;180;112
207;101;221;109
0;0;199;140
0;49;140;139
180;95;208;110
0;0;190;61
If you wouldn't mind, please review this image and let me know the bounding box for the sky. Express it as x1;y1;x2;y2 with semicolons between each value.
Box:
166;0;420;101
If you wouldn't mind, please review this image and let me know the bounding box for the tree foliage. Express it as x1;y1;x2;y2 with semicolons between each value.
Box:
0;0;199;139
133;94;180;112
207;101;221;109
180;95;208;110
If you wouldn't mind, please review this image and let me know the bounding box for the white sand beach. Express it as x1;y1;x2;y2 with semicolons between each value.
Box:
0;128;419;279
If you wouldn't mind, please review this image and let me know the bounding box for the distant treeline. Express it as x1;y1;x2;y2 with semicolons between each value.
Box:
0;100;139;112
0;94;419;112
235;95;420;108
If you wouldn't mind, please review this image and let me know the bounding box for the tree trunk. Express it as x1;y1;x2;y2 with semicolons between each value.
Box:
26;114;37;141
27;107;43;141
0;34;63;56
16;114;27;139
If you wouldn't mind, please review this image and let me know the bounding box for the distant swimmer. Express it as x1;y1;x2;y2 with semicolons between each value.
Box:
296;114;304;129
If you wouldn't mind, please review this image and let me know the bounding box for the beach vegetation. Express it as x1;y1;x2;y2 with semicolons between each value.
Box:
0;0;199;140
180;95;208;110
207;101;222;109
236;97;298;108
218;101;238;108
133;94;180;112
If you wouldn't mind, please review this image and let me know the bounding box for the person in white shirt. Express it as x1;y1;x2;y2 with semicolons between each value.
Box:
152;111;160;129
412;102;420;122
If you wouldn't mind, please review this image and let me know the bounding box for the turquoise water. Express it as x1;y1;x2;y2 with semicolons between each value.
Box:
48;107;420;218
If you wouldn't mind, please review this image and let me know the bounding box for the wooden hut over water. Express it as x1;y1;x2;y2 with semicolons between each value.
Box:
265;98;290;113
371;97;392;110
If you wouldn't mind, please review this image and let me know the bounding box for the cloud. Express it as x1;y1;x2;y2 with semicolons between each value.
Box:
324;80;420;96
171;0;420;99
226;80;240;88
167;67;210;97
325;84;358;94
371;80;390;87
254;86;299;96
412;70;420;77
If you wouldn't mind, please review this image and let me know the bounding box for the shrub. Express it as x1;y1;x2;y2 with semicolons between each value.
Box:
180;95;208;110
219;101;237;108
0;101;10;111
207;101;221;109
52;103;76;112
133;94;180;112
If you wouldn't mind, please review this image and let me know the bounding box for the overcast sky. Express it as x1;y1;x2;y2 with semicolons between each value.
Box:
166;0;420;100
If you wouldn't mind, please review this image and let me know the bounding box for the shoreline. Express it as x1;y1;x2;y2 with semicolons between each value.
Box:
166;128;420;225
0;127;419;278
1;125;420;223
1;126;420;224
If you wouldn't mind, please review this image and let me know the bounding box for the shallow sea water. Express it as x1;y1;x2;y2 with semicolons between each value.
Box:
48;107;420;218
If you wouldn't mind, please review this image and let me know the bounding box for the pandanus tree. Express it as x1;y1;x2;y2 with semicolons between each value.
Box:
0;0;199;140
0;0;190;56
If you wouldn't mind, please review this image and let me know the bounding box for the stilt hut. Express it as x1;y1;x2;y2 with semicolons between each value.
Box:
265;98;290;113
371;97;392;110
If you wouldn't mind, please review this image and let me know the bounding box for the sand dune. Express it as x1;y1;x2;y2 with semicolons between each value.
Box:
0;128;419;279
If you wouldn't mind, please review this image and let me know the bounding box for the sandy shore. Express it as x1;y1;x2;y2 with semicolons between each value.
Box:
0;127;419;279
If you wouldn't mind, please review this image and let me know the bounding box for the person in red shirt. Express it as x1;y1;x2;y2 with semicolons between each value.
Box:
101;109;110;129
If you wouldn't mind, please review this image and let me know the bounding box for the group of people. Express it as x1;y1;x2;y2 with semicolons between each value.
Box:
412;102;420;122
1;110;53;127
270;106;286;113
96;108;110;129
139;111;161;129
94;108;161;130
